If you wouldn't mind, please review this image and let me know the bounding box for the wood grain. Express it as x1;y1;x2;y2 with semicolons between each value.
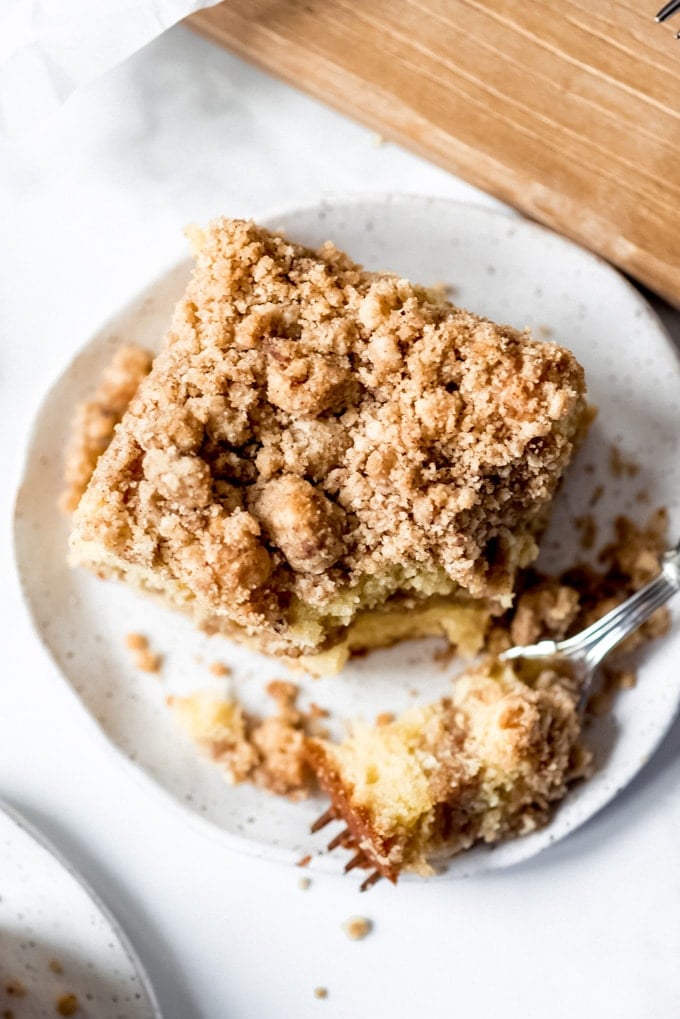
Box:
189;0;680;305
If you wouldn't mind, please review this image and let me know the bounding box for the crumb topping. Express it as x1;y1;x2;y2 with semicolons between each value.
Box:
72;219;586;654
60;345;152;513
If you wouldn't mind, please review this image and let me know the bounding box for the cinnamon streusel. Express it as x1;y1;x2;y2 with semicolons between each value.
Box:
69;219;587;672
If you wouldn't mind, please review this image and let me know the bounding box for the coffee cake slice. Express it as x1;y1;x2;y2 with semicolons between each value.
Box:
307;658;591;881
69;218;587;673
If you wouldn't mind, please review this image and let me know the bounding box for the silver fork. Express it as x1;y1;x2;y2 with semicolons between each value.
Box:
501;540;680;709
656;1;680;36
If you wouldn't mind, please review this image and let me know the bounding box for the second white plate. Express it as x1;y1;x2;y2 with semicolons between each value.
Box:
0;802;160;1018
14;195;680;879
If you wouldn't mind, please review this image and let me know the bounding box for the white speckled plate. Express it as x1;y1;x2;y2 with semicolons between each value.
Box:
13;195;680;880
0;802;160;1018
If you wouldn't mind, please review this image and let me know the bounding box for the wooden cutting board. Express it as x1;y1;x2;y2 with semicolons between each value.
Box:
189;0;680;306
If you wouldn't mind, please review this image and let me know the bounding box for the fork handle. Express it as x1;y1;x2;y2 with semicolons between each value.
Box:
560;543;680;670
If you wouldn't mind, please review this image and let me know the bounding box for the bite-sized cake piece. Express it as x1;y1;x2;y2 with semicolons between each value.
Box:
307;659;591;883
69;218;587;672
169;680;311;798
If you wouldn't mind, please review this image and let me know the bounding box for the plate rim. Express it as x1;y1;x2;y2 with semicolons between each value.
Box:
12;192;680;882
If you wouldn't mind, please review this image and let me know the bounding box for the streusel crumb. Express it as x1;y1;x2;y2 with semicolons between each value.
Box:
125;632;148;651
133;648;162;674
342;916;373;940
209;660;232;677
70;219;586;661
60;345;152;514
168;683;312;797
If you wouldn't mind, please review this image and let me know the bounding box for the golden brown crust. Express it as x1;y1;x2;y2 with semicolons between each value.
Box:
70;219;586;658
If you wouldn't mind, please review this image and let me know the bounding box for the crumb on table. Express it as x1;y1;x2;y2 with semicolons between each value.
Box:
4;982;25;998
342;916;373;941
314;987;328;1000
298;876;311;890
375;712;395;727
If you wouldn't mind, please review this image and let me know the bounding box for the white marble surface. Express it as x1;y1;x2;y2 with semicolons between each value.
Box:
2;25;680;1019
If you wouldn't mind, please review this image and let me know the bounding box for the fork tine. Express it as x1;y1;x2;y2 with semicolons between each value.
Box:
344;851;366;873
360;870;383;892
310;807;336;833
656;0;680;21
327;827;353;851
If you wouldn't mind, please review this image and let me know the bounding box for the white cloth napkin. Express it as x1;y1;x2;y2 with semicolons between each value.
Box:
0;0;222;136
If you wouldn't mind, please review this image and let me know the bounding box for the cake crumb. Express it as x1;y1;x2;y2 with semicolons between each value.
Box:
609;444;639;479
169;686;312;796
55;994;79;1016
5;982;25;998
297;854;312;867
314;987;328;1000
298;876;312;890
134;648;162;674
209;661;232;677
125;633;162;673
342;916;373;940
589;484;604;507
48;959;64;975
376;712;395;727
574;513;597;551
266;680;299;707
307;702;329;720
125;632;148;652
537;323;554;339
